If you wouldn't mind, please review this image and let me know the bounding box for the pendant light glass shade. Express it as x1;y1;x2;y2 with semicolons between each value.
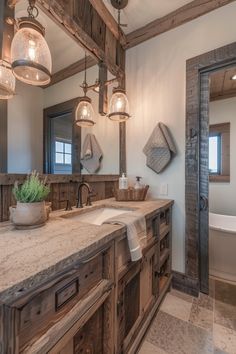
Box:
75;96;95;127
107;88;130;122
11;18;52;86
0;61;15;99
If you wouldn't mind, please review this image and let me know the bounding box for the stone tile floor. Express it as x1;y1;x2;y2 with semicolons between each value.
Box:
138;278;236;354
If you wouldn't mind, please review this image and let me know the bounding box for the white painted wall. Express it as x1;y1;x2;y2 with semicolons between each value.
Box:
7;81;44;173
44;66;119;175
126;2;236;272
209;97;236;216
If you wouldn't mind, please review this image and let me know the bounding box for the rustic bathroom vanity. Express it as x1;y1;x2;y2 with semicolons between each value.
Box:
0;198;173;354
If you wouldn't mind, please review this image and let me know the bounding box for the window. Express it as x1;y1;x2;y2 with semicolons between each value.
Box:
209;134;221;174
209;123;230;182
55;140;72;165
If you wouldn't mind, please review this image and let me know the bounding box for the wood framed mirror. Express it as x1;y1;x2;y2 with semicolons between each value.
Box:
1;0;126;176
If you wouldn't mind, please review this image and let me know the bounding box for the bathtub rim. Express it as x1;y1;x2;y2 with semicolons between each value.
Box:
209;212;236;235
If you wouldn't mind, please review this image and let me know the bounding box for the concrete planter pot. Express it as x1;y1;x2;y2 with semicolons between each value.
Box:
10;201;51;229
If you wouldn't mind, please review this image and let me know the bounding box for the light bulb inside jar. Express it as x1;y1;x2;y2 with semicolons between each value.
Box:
107;88;131;122
28;39;36;61
11;18;52;86
75;97;96;127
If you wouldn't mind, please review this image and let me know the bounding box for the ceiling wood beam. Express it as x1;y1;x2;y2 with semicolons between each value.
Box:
210;88;236;101
44;56;97;88
36;0;125;78
88;0;126;47
125;0;236;49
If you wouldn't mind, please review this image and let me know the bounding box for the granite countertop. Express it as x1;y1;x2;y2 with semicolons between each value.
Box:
0;198;173;304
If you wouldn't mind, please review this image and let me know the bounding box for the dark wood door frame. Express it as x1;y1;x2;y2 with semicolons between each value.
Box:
43;98;81;174
185;42;236;295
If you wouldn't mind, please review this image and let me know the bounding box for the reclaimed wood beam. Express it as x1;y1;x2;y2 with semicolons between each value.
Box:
98;62;108;115
126;0;236;49
44;56;97;88
36;0;124;77
88;0;126;47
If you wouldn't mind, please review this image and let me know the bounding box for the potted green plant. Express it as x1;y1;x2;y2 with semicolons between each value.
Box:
10;171;51;229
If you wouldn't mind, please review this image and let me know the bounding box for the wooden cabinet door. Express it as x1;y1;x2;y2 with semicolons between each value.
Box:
50;305;104;354
140;243;158;316
73;305;103;354
117;263;141;353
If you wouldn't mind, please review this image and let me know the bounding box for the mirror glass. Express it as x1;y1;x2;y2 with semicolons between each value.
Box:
7;0;119;175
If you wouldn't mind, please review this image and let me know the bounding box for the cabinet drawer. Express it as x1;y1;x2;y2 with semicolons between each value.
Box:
17;250;107;351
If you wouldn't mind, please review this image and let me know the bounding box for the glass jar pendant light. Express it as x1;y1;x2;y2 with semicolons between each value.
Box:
0;60;15;100
11;0;52;86
107;0;131;122
108;87;130;122
75;54;95;127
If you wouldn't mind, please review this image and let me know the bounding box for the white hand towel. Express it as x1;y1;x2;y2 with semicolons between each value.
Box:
81;134;103;173
143;122;177;174
104;212;147;262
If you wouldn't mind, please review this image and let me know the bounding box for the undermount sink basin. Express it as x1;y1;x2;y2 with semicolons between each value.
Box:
61;207;133;226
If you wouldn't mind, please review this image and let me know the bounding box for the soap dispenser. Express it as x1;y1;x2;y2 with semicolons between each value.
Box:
119;173;128;190
134;176;142;189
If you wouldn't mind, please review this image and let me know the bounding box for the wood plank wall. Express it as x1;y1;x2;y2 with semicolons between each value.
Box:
0;174;119;222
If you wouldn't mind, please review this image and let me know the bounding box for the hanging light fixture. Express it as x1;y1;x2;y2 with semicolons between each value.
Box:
75;53;95;127
107;0;131;122
11;0;52;86
0;60;15;99
0;5;15;99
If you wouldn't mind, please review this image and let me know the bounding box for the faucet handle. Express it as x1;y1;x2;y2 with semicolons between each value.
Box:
65;199;72;211
59;199;72;211
86;189;97;206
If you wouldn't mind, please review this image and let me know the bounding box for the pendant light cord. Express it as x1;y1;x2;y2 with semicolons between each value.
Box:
117;8;123;88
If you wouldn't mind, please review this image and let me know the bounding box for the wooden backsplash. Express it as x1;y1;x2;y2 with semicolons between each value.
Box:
0;174;119;222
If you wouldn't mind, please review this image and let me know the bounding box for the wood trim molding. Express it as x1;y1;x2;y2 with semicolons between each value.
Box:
88;0;126;47
0;174;119;185
172;271;199;297
44;57;97;88
125;0;236;49
185;41;236;293
209;175;230;182
43;98;81;174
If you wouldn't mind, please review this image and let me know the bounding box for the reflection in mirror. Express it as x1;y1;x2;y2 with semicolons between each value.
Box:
209;65;236;216
51;114;73;174
7;0;119;175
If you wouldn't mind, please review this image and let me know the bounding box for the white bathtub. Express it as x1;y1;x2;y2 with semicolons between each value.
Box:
209;212;236;283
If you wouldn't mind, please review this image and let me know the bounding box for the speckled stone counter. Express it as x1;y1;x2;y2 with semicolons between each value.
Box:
0;198;173;304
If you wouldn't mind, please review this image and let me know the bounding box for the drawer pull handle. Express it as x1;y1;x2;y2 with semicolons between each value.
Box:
55;278;79;311
81;254;98;264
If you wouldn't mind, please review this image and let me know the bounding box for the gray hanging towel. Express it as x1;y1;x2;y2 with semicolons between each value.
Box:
81;134;103;173
143;122;177;174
